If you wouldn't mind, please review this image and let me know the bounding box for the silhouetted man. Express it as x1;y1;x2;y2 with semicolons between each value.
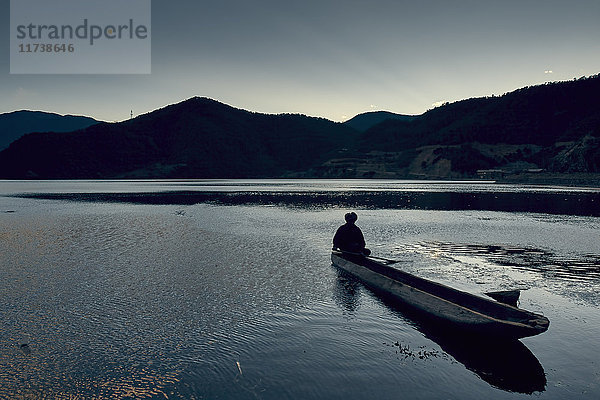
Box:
333;212;371;256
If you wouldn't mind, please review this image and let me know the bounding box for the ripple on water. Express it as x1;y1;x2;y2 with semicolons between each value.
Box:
0;204;336;399
1;194;600;399
392;241;600;306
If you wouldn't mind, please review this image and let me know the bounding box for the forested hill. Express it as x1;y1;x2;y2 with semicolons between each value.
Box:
0;111;98;150
360;75;600;150
344;111;416;132
333;75;599;179
0;75;599;179
0;97;358;179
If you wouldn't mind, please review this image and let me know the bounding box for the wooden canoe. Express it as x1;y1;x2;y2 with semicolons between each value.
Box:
331;251;549;339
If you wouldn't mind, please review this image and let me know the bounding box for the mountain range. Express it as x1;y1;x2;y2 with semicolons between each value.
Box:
0;98;357;179
0;111;98;151
0;75;599;180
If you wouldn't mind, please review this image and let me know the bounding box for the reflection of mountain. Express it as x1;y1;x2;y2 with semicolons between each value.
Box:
333;268;546;394
16;189;600;217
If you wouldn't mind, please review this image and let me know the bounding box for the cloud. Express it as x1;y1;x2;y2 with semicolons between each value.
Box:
431;100;445;108
544;70;553;74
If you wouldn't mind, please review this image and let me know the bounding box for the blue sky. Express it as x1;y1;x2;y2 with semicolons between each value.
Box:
1;0;599;122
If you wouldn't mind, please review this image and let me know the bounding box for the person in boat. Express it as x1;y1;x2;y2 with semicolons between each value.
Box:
332;212;371;256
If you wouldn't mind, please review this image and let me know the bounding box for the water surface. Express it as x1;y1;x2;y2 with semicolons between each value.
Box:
1;180;599;399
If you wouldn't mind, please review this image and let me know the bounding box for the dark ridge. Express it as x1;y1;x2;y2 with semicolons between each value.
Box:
344;111;417;132
1;75;599;179
0;110;99;150
0;97;359;179
360;75;600;149
12;189;600;216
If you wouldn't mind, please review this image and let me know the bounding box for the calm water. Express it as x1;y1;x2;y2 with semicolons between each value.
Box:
1;180;599;399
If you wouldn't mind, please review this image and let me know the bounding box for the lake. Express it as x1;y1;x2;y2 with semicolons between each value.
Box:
1;179;599;399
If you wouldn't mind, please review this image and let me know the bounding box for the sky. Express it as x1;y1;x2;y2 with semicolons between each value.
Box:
1;0;599;122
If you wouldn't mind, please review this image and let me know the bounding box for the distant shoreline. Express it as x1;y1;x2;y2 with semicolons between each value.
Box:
500;172;600;189
1;173;600;189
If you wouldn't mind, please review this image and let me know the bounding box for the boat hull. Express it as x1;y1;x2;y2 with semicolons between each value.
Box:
331;252;549;339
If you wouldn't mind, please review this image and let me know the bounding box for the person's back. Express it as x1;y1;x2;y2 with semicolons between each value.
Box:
333;212;370;255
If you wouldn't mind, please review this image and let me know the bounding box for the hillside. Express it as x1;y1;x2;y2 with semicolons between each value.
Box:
321;75;600;179
0;111;99;150
362;76;599;148
0;98;358;179
344;111;416;132
0;76;599;180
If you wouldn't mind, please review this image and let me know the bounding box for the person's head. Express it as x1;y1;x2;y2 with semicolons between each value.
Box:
344;212;358;224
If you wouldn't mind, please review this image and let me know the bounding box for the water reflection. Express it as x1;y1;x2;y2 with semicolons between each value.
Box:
405;241;600;282
332;270;363;314
12;188;600;216
333;268;547;394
